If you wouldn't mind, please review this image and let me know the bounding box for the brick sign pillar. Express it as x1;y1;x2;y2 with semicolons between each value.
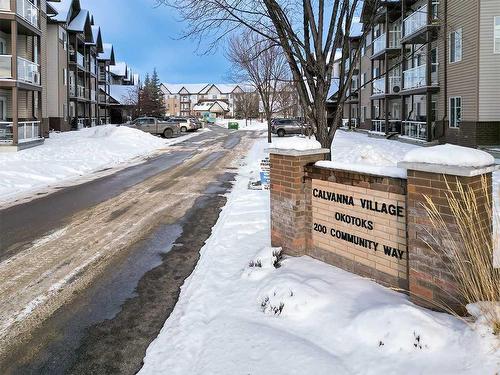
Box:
399;161;497;312
268;147;330;256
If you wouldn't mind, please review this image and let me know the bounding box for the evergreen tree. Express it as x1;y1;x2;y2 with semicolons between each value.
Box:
138;70;165;117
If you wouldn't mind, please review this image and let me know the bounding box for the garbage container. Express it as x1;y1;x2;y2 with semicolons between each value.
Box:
228;122;239;130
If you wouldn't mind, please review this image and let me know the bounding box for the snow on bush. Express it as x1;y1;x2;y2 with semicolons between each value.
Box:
271;136;322;151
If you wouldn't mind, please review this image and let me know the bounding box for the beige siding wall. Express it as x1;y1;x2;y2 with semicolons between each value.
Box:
479;0;500;121
41;1;48;119
46;24;59;117
446;0;480;122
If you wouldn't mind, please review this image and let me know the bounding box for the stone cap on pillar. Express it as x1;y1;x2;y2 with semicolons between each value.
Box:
266;148;331;157
398;144;499;177
397;161;499;177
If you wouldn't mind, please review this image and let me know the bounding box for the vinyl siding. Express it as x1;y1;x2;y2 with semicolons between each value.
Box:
46;24;59;117
479;0;500;121
446;0;480;122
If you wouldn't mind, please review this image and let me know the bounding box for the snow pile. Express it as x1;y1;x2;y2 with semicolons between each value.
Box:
321;131;418;178
271;136;322;151
0;125;184;204
139;138;500;375
215;118;268;131
403;144;495;167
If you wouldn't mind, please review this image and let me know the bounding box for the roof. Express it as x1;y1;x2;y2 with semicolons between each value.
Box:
161;83;210;94
48;0;78;23
98;43;115;64
89;25;104;52
109;85;137;105
211;84;243;94
67;9;89;32
192;100;229;112
110;62;127;77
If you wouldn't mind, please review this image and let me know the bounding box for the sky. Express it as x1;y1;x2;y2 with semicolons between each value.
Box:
80;0;231;84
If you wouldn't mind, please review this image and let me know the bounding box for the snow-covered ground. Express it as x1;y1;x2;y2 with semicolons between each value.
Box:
215;118;268;131
0;125;206;205
139;135;500;375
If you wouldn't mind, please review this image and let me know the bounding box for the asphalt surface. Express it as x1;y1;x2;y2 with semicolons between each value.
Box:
0;125;258;374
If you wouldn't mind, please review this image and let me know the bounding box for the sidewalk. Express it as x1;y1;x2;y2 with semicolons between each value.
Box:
139;136;500;375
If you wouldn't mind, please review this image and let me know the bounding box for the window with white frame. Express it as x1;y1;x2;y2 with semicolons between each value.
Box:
63;68;67;86
361;73;366;89
449;29;462;63
495;16;500;53
449;97;462;128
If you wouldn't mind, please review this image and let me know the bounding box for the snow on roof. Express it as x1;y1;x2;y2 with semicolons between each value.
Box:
110;62;127;77
109;85;136;105
90;25;100;44
67;9;89;32
192;101;229;112
48;0;75;22
98;43;114;61
162;83;210;94
212;84;242;94
402;144;495;168
270;136;322;151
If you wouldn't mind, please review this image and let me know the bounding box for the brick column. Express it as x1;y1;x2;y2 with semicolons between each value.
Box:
268;148;330;257
400;161;497;312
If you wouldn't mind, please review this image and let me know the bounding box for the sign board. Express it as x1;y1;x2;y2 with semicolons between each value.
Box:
260;158;270;190
311;180;407;279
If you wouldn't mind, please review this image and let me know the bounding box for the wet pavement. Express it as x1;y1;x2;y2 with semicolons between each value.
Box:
0;125;255;374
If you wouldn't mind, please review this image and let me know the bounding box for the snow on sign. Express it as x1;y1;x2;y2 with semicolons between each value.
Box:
311;180;408;280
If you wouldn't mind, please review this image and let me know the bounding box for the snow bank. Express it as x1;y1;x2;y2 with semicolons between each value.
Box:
215;118;268;131
271;136;322;151
139;137;500;375
403;144;495;167
0;125;188;204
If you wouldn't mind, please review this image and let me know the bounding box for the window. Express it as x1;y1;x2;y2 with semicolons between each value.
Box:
63;68;67;86
495;16;500;53
449;97;462;128
361;73;366;89
0;38;6;54
63;103;68;120
0;97;6;121
449;29;462;63
361;44;365;57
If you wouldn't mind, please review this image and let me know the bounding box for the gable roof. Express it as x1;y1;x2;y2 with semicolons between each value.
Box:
110;62;127;77
98;43;115;64
49;0;80;23
193;100;229;112
67;9;93;41
161;83;210;95
89;25;104;53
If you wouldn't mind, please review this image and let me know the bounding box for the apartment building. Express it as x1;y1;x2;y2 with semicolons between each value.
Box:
342;0;500;148
0;0;50;150
97;42;114;125
161;83;246;117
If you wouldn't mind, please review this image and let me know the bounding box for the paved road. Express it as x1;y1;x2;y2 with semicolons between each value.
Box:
0;125;260;374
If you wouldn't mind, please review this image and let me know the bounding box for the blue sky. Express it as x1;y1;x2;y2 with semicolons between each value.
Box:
81;0;230;83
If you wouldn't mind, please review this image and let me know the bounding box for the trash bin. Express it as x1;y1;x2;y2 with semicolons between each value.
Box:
228;122;239;130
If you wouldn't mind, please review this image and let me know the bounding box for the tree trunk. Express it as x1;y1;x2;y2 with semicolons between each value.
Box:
266;113;272;143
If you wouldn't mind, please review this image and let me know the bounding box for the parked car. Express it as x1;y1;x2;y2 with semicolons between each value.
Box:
165;117;198;132
271;118;310;137
127;117;180;138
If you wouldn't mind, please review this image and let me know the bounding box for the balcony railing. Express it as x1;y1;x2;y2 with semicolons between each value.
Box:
91;118;97;127
373;78;385;95
18;121;40;143
403;65;426;90
402;121;427;140
77;52;85;69
403;5;428;38
17;57;39;84
16;0;39;28
0;122;13;143
0;55;12;78
388;29;401;48
373;34;386;55
77;85;87;99
372;120;386;133
342;118;359;128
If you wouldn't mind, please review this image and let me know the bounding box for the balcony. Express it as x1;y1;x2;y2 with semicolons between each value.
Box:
17;56;39;84
372;119;386;133
402;121;427;141
0;55;12;78
77;85;87;99
373;78;385;95
402;4;439;43
373;34;386;55
16;0;39;29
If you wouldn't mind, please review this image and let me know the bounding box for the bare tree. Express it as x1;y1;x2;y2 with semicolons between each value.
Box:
157;0;379;148
273;81;301;119
233;91;260;126
227;32;289;142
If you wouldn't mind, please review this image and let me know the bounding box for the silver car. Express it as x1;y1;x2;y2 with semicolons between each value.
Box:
271;118;310;137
